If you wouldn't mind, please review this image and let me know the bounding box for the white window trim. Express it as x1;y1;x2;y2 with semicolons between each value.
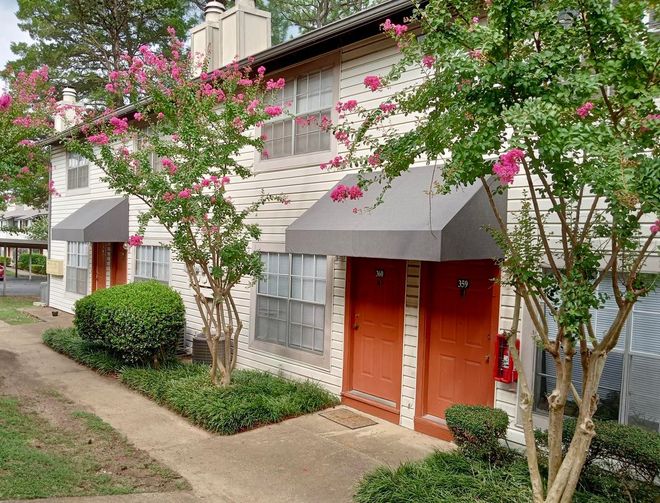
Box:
254;57;340;173
66;152;90;193
65;241;89;295
133;244;171;284
248;242;334;370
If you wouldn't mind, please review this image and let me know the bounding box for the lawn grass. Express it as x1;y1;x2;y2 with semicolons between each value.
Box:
43;328;125;375
354;450;660;503
0;396;187;500
44;328;339;435
0;296;38;325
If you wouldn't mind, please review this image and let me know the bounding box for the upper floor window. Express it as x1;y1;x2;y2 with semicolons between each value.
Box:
262;67;333;160
534;276;660;432
67;152;89;190
136;133;164;172
66;241;88;294
134;245;170;283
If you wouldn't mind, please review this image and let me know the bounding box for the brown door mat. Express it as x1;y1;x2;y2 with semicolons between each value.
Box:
319;408;377;429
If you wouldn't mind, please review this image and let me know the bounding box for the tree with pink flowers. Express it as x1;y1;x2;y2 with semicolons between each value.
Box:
328;2;659;502
65;29;287;387
0;66;58;209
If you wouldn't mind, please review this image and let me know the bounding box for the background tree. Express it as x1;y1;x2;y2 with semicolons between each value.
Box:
66;30;287;387
5;0;196;100
329;1;659;502
269;0;379;32
0;66;57;209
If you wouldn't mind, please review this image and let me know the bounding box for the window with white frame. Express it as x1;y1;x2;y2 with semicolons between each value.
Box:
261;68;333;159
255;252;327;354
134;245;170;283
66;152;89;190
66;241;88;294
534;276;660;432
136;133;163;172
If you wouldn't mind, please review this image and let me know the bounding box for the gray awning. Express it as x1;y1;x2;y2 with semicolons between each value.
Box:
52;197;128;242
285;166;506;262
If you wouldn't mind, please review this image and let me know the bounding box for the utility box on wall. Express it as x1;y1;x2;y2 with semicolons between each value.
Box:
46;259;64;276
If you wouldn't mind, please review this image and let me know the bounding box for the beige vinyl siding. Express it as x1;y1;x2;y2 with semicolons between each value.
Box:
400;261;421;429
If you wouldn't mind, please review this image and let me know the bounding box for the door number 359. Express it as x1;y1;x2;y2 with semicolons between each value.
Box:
457;279;470;289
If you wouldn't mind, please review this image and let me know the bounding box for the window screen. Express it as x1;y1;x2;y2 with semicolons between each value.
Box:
66;241;88;294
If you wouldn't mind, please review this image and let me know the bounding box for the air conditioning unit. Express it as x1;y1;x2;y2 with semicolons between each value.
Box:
191;333;234;365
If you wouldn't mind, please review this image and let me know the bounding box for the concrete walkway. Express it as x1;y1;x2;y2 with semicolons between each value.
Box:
0;314;450;503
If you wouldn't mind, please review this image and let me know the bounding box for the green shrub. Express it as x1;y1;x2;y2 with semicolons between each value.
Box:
445;404;509;461
354;449;659;503
17;253;46;274
42;328;125;374
74;281;184;366
536;417;660;484
0;256;12;266
121;364;339;434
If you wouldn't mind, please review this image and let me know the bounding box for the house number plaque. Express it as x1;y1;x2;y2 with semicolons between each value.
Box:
375;269;385;278
457;278;470;296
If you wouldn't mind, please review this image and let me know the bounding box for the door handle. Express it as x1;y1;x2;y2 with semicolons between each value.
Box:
353;314;359;330
485;354;490;363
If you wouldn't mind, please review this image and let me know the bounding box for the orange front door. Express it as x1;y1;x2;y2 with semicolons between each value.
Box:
110;243;127;286
344;257;405;421
91;243;107;292
416;260;499;437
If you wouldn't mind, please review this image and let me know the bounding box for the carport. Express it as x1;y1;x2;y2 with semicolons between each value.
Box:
0;237;48;283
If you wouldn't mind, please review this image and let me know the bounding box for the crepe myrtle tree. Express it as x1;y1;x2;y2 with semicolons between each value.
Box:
324;2;659;502
0;66;59;209
65;28;288;387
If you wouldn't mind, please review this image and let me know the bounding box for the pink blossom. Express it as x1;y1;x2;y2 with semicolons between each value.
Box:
257;66;266;75
282;197;291;205
201;178;211;187
109;70;120;81
576;102;594;118
335;100;358;113
330;184;364;202
238;78;253;86
379;102;397;113
364;75;382;92
20;166;30;174
178;188;191;199
646;114;660;120
171;134;180;142
161;158;177;174
232;117;244;130
651;220;660;234
492;148;525;185
265;105;282;117
18;139;34;147
109;116;128;135
133;112;144;121
48;180;59;196
469;49;484;60
472;16;480;24
335;130;350;146
128;234;144;246
221;176;230;185
262;149;270;159
368;152;381;166
105;83;116;93
157;112;165;120
422;55;436;68
381;19;408;37
192;183;201;191
266;78;286;90
320;115;332;131
88;133;109;145
12;116;32;127
162;192;175;202
247;99;260;114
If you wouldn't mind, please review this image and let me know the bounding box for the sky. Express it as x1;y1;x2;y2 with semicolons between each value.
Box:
0;0;31;71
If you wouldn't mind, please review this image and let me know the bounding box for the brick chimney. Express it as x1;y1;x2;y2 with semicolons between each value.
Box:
54;87;80;132
190;0;272;76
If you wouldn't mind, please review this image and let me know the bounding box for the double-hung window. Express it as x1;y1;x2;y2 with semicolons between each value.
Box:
262;68;334;159
136;133;164;172
66;242;88;294
255;252;328;355
67;152;89;190
534;276;660;432
134;245;170;283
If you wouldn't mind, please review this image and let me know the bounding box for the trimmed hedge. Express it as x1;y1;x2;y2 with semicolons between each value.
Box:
445;404;509;461
74;281;184;366
0;256;11;266
18;253;46;274
536;417;660;484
